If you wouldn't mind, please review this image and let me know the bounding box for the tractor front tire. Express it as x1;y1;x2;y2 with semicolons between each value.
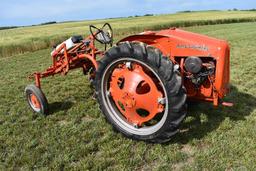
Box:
25;84;49;115
95;42;187;143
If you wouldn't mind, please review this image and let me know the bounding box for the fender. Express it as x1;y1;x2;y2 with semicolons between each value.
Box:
118;34;171;56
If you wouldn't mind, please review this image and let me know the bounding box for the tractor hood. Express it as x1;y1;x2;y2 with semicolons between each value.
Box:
118;28;229;59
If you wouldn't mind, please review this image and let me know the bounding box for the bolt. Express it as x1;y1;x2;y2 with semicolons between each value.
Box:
158;98;166;105
133;123;139;128
174;64;179;72
106;91;111;96
126;62;132;69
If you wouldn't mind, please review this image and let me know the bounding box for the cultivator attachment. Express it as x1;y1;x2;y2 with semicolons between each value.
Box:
26;23;113;114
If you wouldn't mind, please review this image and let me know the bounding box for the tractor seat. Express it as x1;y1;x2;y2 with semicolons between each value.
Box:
71;35;83;44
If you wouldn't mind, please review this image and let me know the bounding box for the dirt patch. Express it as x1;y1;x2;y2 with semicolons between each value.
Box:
58;120;69;126
181;144;194;155
81;116;94;122
172;144;195;170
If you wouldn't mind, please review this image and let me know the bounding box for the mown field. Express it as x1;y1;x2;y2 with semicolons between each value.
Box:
1;10;256;58
0;12;256;170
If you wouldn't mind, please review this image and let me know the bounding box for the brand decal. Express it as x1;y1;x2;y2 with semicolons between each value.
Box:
176;44;209;51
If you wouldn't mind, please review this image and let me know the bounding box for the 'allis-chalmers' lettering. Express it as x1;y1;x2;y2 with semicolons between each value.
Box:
176;44;209;51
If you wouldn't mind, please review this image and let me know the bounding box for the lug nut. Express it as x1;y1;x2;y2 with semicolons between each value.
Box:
133;124;139;128
126;62;132;69
158;98;166;104
174;64;179;71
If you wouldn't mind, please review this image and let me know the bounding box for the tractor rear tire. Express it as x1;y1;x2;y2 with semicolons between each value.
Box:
95;42;187;143
25;84;49;115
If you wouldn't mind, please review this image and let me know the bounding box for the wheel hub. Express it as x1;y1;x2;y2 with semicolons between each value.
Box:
109;62;164;126
30;94;41;109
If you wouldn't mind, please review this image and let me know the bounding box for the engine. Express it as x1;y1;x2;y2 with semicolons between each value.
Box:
183;56;215;88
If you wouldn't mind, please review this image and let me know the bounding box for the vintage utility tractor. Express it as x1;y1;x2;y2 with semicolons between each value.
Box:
25;23;232;143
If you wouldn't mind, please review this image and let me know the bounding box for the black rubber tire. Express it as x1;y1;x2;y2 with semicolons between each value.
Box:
95;41;187;143
25;84;49;115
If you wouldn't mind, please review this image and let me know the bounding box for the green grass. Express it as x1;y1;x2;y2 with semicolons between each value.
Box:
1;10;256;58
0;22;255;170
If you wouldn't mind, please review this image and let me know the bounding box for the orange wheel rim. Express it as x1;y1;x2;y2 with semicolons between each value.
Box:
30;94;41;109
109;62;164;126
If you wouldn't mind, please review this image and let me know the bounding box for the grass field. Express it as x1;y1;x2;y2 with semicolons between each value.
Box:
0;20;255;170
1;10;256;58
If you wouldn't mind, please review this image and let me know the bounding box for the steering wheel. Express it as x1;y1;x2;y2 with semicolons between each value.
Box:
89;23;113;45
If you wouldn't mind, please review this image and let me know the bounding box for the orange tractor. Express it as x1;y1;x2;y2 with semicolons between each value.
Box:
25;23;232;143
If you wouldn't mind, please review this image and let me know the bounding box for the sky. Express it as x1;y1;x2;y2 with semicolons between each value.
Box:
0;0;256;27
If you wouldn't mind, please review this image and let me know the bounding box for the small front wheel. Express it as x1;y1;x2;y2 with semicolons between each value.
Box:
25;84;49;115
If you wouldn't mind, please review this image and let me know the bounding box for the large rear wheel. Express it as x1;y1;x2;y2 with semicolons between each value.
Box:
95;42;187;143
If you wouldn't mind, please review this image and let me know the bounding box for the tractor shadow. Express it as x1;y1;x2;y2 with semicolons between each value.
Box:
170;85;256;144
48;101;74;115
